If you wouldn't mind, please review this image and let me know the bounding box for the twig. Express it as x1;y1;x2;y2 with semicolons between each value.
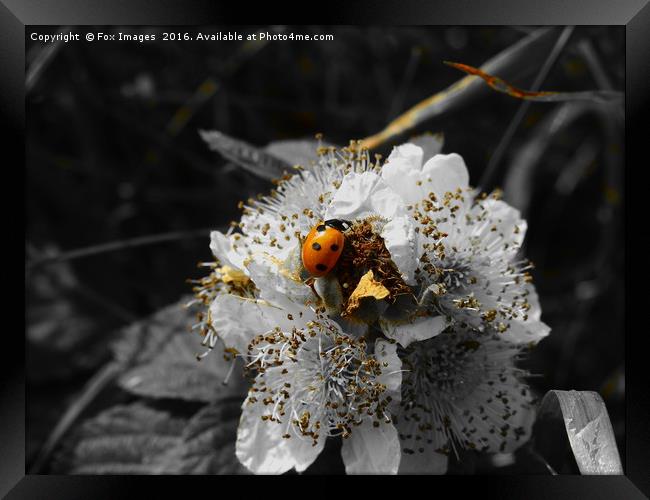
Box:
26;228;212;271
29;361;122;473
479;26;575;190
444;60;621;104
358;27;559;150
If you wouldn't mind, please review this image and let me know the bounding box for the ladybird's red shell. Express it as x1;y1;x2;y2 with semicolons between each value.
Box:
302;223;345;277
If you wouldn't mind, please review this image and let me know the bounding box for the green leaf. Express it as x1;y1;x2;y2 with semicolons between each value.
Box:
533;390;623;475
111;298;193;367
113;297;248;402
157;399;248;474
27;258;118;381
264;139;324;169
55;403;186;474
57;399;247;475
201;131;340;180
200;129;292;181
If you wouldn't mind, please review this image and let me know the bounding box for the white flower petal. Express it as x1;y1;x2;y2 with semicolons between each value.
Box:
375;339;402;394
341;420;401;474
209;294;295;354
236;397;325;474
395;401;449;474
209;230;248;270
410;133;445;160
497;285;550;345
482;198;527;254
421;153;470;197
291;437;326;473
381;216;417;285
381;151;427;206
386;143;424;168
236;401;293;474
444;197;527;262
325;171;404;222
380;314;447;348
505;317;551;345
382;150;468;207
245;247;311;305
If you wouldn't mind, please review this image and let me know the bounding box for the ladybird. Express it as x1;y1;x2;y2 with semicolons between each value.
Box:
301;219;351;277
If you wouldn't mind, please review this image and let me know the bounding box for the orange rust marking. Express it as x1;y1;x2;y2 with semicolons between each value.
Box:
443;61;558;100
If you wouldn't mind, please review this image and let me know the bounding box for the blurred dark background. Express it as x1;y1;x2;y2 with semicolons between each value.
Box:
25;25;624;472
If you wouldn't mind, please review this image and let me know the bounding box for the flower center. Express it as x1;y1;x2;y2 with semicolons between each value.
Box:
437;264;475;294
246;326;392;444
334;218;413;312
401;333;484;404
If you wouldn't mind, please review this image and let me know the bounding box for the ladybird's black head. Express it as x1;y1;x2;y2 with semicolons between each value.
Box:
324;219;352;232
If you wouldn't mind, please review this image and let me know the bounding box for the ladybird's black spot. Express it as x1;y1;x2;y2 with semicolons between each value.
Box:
330;244;339;252
317;225;327;232
311;242;322;251
316;263;327;272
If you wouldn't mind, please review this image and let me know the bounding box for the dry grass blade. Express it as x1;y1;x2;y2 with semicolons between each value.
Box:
444;61;623;105
535;390;623;474
359;27;561;150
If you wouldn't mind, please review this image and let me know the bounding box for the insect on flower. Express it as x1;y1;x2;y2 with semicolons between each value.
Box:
301;219;352;277
197;137;552;475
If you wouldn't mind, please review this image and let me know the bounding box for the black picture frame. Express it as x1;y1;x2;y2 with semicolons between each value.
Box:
5;1;649;498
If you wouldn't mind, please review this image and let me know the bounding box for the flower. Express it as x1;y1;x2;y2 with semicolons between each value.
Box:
206;247;402;474
395;324;536;474
207;139;549;348
196;136;550;474
375;143;550;348
238;312;402;474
